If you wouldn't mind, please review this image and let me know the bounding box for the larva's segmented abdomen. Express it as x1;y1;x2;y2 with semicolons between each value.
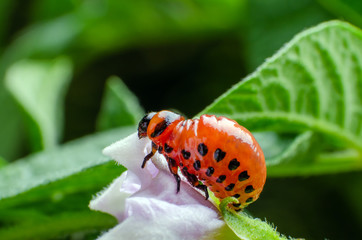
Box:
164;115;266;208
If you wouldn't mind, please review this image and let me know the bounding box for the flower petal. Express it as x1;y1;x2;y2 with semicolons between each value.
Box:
102;133;154;181
91;132;225;240
89;173;129;221
97;197;223;240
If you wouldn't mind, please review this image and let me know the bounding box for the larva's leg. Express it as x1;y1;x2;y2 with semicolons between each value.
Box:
166;156;181;193
173;174;181;193
181;167;209;200
141;142;157;168
195;184;209;200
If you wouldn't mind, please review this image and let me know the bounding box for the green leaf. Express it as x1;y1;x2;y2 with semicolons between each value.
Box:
5;57;72;151
255;131;325;176
253;131;316;166
0;161;122;240
202;20;362;174
0;126;134;200
254;131;357;177
97;76;144;131
261;131;361;176
0;127;133;240
220;197;287;240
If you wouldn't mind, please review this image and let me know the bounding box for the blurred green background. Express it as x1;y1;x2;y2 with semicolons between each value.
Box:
0;0;361;239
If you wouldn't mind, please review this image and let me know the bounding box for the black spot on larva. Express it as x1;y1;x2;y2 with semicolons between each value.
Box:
193;160;201;171
233;203;241;208
198;143;208;156
158;146;163;153
235;208;242;212
179;162;183;167
164;143;173;153
168;157;177;167
225;183;235;191
238;171;250;181
228;158;240;170
187;173;198;183
206;167;214;177
216;175;226;183
151;120;169;138
233;194;240;199
189;174;198;183
214;148;226;162
181;149;191;159
181;167;197;183
246;197;253;203
245;185;255;193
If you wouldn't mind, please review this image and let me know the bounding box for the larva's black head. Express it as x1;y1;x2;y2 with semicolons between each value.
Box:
138;112;156;139
138;111;185;140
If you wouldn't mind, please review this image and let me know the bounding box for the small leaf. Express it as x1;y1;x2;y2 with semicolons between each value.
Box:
220;197;288;240
97;76;144;131
5;57;72;151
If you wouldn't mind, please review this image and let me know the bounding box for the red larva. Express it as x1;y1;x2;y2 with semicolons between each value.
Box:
138;110;266;210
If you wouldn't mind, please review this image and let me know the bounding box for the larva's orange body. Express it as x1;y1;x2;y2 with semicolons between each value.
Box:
138;110;266;210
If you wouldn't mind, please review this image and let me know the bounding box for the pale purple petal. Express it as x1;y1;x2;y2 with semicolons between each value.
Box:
97;198;223;240
89;173;129;221
119;171;141;194
102;133;155;188
90;132;224;240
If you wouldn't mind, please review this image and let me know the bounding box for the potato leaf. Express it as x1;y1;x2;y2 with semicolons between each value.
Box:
203;20;362;175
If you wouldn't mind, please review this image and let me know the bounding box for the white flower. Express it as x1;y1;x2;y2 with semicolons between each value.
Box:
89;133;225;240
